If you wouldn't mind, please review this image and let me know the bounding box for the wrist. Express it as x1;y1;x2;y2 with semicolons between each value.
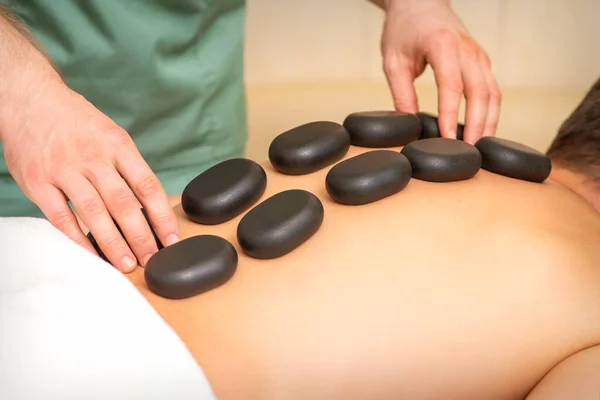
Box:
0;66;64;144
0;14;63;143
387;0;451;13
0;52;63;144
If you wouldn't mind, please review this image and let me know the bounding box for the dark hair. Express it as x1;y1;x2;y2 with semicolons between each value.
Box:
547;78;600;183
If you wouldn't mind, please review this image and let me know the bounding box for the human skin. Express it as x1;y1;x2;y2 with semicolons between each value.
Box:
525;344;600;400
126;145;600;400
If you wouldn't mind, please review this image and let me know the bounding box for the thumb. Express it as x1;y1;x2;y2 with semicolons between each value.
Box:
383;57;419;113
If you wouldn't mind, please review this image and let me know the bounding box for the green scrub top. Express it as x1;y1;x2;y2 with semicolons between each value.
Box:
0;0;248;217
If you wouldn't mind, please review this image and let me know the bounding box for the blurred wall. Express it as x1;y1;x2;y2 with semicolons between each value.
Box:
243;0;600;160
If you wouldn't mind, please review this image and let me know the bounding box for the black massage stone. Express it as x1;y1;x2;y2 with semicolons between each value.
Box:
88;208;162;263
401;138;482;182
326;150;412;205
182;158;267;225
475;137;552;183
237;189;324;259
144;235;238;300
417;112;464;141
343;111;421;147
268;121;351;175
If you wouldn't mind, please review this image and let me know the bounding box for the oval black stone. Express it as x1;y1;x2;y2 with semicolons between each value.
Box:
268;121;351;175
237;190;324;259
343;111;421;147
401;138;482;182
417;112;464;141
88;208;163;263
475;137;552;183
326;150;412;205
182;158;267;225
144;235;238;299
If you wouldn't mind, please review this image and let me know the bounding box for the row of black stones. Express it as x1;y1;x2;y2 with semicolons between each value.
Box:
145;160;325;299
139;110;552;300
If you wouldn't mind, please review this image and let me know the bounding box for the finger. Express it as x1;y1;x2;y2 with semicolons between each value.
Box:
35;184;97;255
114;145;180;249
85;164;158;267
479;52;502;138
58;172;138;273
383;55;419;113
426;44;463;139
459;54;490;144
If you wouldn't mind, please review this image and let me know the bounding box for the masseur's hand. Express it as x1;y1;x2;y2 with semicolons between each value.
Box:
380;0;501;143
1;78;180;272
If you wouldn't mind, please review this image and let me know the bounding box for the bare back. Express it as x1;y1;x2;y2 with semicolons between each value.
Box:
127;146;600;400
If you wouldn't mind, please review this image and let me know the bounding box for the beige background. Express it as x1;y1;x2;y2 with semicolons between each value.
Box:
242;0;599;161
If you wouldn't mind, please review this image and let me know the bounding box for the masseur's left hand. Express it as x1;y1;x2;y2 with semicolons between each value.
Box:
377;0;502;144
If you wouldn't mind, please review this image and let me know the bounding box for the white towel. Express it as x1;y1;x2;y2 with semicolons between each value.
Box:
0;217;216;400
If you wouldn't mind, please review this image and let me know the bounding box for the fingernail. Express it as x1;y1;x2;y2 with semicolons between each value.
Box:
166;233;180;246
121;256;137;272
448;129;456;139
142;253;153;267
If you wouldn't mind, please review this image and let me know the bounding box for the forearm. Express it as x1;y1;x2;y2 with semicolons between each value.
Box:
0;6;61;142
368;0;451;10
368;0;388;9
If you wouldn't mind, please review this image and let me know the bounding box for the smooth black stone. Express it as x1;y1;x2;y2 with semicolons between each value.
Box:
475;137;552;183
88;208;163;263
268;121;351;175
88;231;111;262
237;189;324;259
401;138;482;182
416;112;464;141
343;111;421;147
144;235;238;300
326;150;412;205
182;158;267;225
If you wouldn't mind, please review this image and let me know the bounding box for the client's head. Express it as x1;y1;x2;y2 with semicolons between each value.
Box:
547;78;600;211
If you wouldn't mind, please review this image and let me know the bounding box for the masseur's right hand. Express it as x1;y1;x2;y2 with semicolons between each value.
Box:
0;77;181;273
381;0;501;143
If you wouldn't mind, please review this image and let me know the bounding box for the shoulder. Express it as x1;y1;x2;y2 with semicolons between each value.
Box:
492;173;600;275
526;344;600;400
